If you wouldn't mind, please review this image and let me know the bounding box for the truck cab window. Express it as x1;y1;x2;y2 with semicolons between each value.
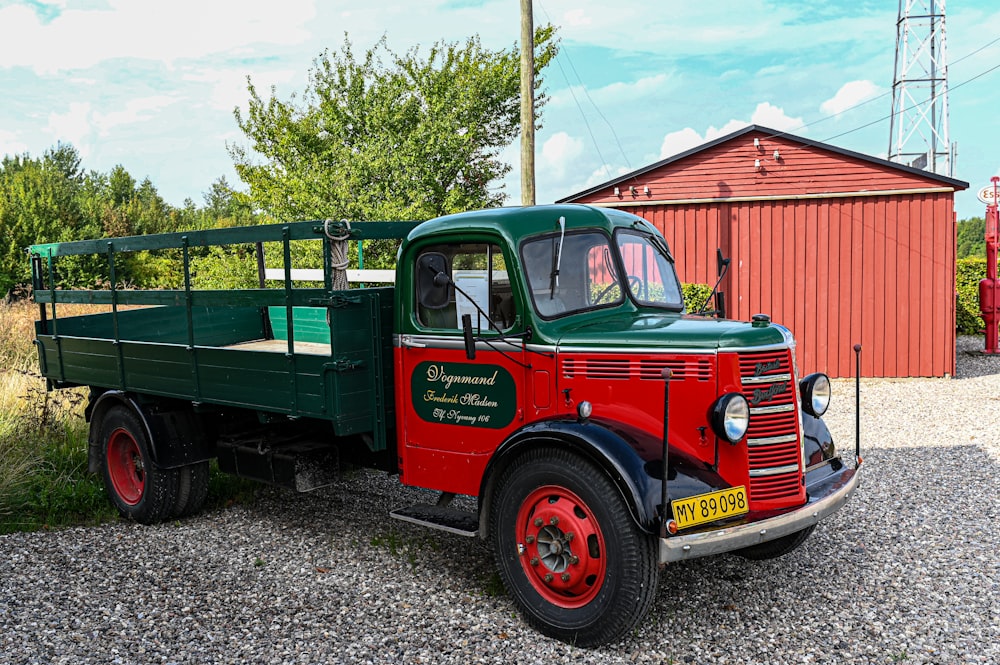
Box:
615;230;683;308
522;229;683;318
415;243;515;332
522;232;623;318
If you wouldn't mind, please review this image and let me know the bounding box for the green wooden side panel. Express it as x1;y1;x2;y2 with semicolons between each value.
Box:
325;288;395;445
120;342;199;399
42;306;266;346
35;293;396;430
197;349;329;416
268;307;331;344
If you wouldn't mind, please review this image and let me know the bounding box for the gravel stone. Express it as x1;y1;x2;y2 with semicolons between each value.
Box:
2;336;998;664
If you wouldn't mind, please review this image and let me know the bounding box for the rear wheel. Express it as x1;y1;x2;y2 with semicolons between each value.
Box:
490;448;658;647
172;461;210;518
98;405;178;524
735;525;815;560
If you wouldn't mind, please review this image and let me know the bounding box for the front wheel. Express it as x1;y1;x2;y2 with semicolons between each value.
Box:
490;448;658;647
98;405;179;524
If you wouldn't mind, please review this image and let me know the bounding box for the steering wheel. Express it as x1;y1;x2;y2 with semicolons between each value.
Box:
593;275;642;304
626;274;643;297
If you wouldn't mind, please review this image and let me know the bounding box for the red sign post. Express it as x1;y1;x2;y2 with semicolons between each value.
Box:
980;176;1000;354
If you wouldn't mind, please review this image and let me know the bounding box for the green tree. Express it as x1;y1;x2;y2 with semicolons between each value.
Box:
230;28;558;229
202;175;255;227
0;150;93;294
957;216;985;259
0;144;263;296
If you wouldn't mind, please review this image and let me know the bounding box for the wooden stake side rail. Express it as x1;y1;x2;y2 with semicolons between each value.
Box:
28;219;413;450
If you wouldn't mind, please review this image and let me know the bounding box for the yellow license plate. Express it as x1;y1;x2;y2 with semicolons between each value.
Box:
671;486;748;530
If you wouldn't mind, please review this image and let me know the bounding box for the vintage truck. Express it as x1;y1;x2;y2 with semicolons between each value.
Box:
29;204;861;646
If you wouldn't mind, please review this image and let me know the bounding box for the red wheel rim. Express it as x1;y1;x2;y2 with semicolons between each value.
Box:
515;485;607;608
107;427;144;506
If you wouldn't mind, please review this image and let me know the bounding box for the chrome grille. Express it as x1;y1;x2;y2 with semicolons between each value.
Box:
739;349;801;502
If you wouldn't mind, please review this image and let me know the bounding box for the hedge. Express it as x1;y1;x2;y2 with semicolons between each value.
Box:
957;257;1000;335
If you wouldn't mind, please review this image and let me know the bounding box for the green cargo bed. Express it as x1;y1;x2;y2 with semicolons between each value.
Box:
29;219;416;450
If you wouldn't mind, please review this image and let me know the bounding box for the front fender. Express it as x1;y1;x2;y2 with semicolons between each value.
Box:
802;412;845;486
478;417;731;539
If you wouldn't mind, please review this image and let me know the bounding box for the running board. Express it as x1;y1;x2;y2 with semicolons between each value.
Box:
389;504;479;537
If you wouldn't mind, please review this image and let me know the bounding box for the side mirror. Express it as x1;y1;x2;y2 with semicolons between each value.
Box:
416;252;451;309
716;248;731;277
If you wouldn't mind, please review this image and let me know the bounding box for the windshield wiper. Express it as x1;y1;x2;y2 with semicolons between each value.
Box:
548;216;566;297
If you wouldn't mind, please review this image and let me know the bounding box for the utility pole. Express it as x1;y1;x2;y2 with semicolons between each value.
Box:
520;0;536;206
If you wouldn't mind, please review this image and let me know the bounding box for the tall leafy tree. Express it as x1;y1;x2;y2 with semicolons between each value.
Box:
957;216;986;259
230;28;558;224
0;150;90;294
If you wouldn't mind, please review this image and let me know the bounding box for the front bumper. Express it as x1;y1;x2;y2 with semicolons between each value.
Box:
658;460;862;563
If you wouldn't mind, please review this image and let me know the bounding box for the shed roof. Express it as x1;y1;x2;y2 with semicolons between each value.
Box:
557;124;968;204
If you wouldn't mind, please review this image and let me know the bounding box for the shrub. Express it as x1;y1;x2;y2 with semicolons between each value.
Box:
956;256;1000;335
682;282;715;314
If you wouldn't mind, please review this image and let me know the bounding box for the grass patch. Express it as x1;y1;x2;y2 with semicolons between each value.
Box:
0;365;116;533
0;298;255;534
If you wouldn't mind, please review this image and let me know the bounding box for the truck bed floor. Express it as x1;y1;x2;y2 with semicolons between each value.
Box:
226;339;333;355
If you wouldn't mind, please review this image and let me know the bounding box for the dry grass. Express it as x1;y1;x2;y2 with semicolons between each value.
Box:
0;299;111;528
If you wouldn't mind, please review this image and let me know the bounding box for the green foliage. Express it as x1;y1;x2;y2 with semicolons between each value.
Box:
0;147;95;294
189;245;259;290
956;256;1000;335
682;282;715;314
230;27;559;266
957;216;985;259
0;143;262;297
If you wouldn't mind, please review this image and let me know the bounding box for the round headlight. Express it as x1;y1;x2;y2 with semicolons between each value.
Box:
799;373;831;417
577;401;593;420
710;393;750;443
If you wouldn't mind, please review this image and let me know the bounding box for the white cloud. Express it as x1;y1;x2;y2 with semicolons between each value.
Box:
750;102;802;131
551;73;676;109
182;67;300;113
659;120;749;159
538;1;889;57
657;103;802;159
582;164;631;189
540;132;585;180
45;102;93;156
658;128;707;159
563;9;593;27
820;80;883;116
0;129;28;157
0;0;316;74
92;96;180;137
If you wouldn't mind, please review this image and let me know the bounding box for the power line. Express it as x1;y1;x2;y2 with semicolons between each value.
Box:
823;60;1000;143
779;35;999;138
535;0;631;177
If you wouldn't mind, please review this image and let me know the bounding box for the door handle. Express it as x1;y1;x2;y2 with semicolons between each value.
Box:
401;336;426;348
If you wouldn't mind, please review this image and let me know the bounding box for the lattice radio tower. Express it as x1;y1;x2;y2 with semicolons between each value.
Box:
888;0;954;177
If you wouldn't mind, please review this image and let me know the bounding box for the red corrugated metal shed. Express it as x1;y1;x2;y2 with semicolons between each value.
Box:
557;125;969;378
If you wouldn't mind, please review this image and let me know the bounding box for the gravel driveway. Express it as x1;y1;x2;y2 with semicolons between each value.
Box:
2;337;998;665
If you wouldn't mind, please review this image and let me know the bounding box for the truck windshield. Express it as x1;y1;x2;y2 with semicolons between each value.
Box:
614;229;683;309
521;229;682;319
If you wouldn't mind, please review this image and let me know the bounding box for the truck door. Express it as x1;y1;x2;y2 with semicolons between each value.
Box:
397;241;526;496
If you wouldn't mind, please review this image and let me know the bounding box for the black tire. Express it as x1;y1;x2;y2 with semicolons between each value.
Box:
489;447;658;647
172;461;210;519
98;405;179;524
735;525;816;560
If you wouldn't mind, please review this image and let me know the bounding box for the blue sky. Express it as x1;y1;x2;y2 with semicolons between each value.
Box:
0;0;997;220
